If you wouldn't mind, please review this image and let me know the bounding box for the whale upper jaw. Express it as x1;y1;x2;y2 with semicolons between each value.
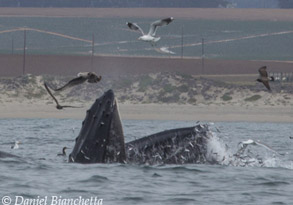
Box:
69;89;126;163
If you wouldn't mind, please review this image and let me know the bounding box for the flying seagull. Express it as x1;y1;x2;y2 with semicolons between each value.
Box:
51;72;102;92
126;17;174;45
157;46;175;54
44;83;82;110
256;66;274;91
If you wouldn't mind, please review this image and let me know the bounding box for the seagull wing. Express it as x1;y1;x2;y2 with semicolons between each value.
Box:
44;82;61;107
258;66;268;78
148;17;174;36
53;76;87;91
262;80;271;91
126;22;144;35
254;141;280;155
159;47;175;54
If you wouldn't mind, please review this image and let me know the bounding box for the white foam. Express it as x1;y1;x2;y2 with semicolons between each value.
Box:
206;131;233;165
205;131;293;169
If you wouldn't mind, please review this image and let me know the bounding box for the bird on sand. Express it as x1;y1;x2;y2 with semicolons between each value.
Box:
44;83;82;110
126;17;174;46
256;66;274;91
57;147;69;156
51;72;102;92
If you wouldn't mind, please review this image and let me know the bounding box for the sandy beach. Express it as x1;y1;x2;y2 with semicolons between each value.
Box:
1;101;293;123
0;73;293;123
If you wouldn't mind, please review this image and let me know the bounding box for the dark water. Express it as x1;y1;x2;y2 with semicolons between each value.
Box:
0;119;293;205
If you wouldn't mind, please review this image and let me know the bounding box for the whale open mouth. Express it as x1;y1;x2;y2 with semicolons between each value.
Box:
69;89;210;164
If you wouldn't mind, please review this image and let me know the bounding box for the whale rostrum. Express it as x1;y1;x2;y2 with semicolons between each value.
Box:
69;89;126;163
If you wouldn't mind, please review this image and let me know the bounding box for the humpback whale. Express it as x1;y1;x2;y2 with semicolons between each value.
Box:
69;89;211;164
126;125;210;165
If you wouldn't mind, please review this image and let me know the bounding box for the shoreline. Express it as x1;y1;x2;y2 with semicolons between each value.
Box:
1;102;293;123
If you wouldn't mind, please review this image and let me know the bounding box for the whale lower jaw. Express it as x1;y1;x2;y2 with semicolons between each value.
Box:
126;125;209;165
69;89;210;164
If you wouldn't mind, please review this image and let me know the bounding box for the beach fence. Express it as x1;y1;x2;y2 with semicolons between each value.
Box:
0;27;96;75
0;26;207;76
1;23;293;77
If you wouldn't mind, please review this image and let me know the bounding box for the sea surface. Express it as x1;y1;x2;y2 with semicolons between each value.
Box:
0;119;293;205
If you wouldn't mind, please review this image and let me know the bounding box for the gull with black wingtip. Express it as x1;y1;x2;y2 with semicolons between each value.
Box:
126;17;174;46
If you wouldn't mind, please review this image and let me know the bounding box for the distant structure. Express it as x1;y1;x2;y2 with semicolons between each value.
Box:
278;0;293;8
0;0;229;8
226;0;279;8
0;0;287;8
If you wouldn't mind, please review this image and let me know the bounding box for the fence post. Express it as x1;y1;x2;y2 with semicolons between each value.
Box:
91;33;95;72
11;37;14;55
201;38;205;75
22;29;26;75
181;26;184;58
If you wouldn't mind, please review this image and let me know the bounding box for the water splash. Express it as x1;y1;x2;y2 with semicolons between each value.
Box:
205;129;293;169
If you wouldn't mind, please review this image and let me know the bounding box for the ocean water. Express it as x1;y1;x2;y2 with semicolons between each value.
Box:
0;118;293;205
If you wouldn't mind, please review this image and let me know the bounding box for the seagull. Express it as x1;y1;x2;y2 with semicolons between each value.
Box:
237;139;280;155
126;17;174;46
256;66;274;91
51;72;102;92
44;83;82;110
158;46;175;54
11;141;20;149
57;147;69;156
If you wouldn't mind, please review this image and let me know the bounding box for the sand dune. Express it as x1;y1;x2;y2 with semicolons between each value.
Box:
0;73;292;122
